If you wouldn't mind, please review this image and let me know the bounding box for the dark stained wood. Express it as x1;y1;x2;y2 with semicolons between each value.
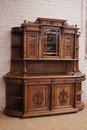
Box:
36;17;67;23
4;18;85;118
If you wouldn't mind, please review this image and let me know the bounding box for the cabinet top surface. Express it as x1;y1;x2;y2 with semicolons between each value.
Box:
35;17;67;23
19;17;79;30
11;18;79;31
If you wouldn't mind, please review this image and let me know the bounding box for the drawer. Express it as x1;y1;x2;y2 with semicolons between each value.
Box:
54;78;75;83
27;78;51;85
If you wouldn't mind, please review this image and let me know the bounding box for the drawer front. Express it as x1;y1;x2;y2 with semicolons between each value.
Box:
27;78;51;85
54;78;75;83
28;78;75;85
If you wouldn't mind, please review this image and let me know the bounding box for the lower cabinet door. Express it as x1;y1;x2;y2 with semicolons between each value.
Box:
54;84;74;109
27;84;50;113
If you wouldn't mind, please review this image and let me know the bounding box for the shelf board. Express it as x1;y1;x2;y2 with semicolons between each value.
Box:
11;57;79;61
75;46;79;48
12;44;23;47
46;42;56;44
12;27;23;32
77;91;83;95
23;58;79;61
7;95;23;99
11;58;23;61
44;52;59;55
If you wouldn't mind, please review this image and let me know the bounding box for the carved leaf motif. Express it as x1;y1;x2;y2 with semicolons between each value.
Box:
65;38;71;56
58;89;69;105
28;35;35;56
32;91;44;107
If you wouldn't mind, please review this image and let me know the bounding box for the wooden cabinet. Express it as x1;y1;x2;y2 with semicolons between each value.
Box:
4;18;85;117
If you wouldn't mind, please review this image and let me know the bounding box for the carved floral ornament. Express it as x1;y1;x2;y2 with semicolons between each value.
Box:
32;91;44;107
65;38;71;56
58;89;69;105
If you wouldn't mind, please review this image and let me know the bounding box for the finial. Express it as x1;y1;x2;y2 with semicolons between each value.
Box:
24;20;27;23
75;24;77;27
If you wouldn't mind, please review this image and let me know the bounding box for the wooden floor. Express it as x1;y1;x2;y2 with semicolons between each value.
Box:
0;105;87;130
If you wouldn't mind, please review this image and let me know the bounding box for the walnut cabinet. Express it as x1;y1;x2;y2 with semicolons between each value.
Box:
4;18;85;117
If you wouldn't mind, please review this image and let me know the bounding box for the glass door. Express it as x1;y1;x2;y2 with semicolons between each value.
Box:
43;28;60;57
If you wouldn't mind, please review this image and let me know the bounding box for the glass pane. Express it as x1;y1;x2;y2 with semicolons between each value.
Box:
47;33;56;56
44;29;59;56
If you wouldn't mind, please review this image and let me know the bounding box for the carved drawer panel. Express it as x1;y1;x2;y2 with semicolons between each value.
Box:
27;85;50;111
54;84;74;109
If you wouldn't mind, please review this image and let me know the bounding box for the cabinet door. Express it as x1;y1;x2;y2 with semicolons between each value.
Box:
41;28;60;58
27;85;50;112
54;84;74;109
26;32;38;59
63;35;74;59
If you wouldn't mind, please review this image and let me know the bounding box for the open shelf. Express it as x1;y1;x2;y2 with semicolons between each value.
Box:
7;95;23;100
11;58;23;61
5;105;23;117
12;44;23;47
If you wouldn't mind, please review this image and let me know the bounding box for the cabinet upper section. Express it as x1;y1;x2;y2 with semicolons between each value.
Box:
11;18;80;60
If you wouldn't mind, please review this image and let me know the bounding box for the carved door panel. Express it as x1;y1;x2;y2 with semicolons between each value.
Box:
26;33;38;59
54;84;74;109
63;35;74;59
27;85;50;112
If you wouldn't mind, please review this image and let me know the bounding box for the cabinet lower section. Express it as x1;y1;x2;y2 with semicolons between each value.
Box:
4;75;85;117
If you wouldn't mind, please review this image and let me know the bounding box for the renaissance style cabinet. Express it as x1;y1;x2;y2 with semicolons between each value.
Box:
4;18;85;117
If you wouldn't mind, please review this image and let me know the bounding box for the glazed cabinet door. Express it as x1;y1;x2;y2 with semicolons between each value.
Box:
40;28;60;58
53;84;74;109
26;32;38;59
27;84;50;113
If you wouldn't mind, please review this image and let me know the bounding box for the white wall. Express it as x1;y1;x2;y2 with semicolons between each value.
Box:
0;0;87;111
